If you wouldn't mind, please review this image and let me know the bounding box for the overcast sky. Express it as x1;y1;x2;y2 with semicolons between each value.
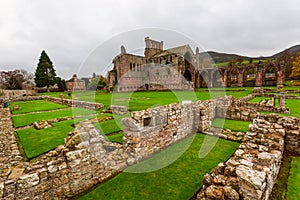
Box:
0;0;299;79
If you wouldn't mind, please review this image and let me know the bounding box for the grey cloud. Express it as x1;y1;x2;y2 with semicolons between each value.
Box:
0;0;299;79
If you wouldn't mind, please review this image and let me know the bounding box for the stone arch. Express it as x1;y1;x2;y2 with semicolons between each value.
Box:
243;65;255;86
230;68;238;86
199;70;209;88
264;63;276;86
184;70;192;82
212;69;223;87
184;52;192;66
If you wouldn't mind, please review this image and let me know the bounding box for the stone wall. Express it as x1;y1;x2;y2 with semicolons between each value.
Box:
196;117;286;200
0;90;36;99
0;119;137;199
254;114;300;155
234;93;290;114
122;100;215;157
46;97;103;110
6;96;104;111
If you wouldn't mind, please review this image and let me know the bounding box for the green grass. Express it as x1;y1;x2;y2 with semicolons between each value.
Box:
17;120;75;159
12;108;95;127
93;119;123;135
287;157;300;200
270;156;292;200
284;99;300;117
70;89;252;111
10;100;68;114
106;132;124;144
212;118;251;132
80;134;239;200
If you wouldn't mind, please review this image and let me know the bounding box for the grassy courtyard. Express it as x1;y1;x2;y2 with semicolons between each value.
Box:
17;120;75;158
287;157;300;199
80;134;239;200
41;88;253;111
12;107;95;128
10;99;68;114
212;118;251;132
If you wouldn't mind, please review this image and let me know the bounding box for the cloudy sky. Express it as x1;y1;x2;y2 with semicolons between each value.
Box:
0;0;299;79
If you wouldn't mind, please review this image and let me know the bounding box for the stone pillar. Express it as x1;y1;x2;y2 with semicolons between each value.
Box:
255;66;263;87
279;92;285;107
276;61;285;88
237;72;243;87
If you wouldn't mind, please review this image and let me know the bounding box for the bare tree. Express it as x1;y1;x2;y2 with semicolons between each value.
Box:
16;69;34;94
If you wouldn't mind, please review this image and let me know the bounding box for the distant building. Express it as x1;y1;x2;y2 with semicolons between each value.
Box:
108;37;200;92
108;37;286;91
66;74;86;91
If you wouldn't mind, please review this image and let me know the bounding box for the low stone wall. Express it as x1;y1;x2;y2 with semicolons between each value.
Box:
196;117;286;200
206;127;246;142
0;120;136;199
238;101;289;113
0;90;36;99
255;114;300;155
6;96;104;111
46;97;103;110
122;100;215;157
108;105;128;115
234;93;290;114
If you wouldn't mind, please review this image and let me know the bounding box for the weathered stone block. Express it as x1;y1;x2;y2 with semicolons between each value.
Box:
17;173;39;189
0;182;4;198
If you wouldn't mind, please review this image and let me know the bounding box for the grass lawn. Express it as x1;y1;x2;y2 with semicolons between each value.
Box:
212;118;251;132
67;89;252;111
106;132;124;144
94;119;123;135
10;100;68;114
80;134;239;200
17;120;75;159
287;157;300;200
270;156;292;200
12;108;95;128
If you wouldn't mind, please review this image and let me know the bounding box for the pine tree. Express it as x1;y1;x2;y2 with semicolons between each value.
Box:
34;50;57;89
291;51;300;78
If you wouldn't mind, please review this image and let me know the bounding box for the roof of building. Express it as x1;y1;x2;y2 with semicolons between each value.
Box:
150;44;194;58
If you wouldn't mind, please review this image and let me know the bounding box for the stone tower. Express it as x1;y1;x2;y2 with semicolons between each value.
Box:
144;37;164;58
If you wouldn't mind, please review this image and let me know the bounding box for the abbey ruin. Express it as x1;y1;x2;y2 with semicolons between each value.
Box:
108;37;286;92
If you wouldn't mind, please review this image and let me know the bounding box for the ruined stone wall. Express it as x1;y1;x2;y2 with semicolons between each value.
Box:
234;94;290;114
122;100;215;157
255;114;300;155
0;90;36;99
196;117;286;200
7;96;104;111
46;97;103;110
0;119;137;199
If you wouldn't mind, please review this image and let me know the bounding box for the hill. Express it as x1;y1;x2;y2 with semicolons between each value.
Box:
271;44;300;59
200;44;300;65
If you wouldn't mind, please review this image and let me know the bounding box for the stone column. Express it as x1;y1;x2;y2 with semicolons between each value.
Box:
276;62;285;88
237;72;243;87
255;66;263;87
279;92;285;107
